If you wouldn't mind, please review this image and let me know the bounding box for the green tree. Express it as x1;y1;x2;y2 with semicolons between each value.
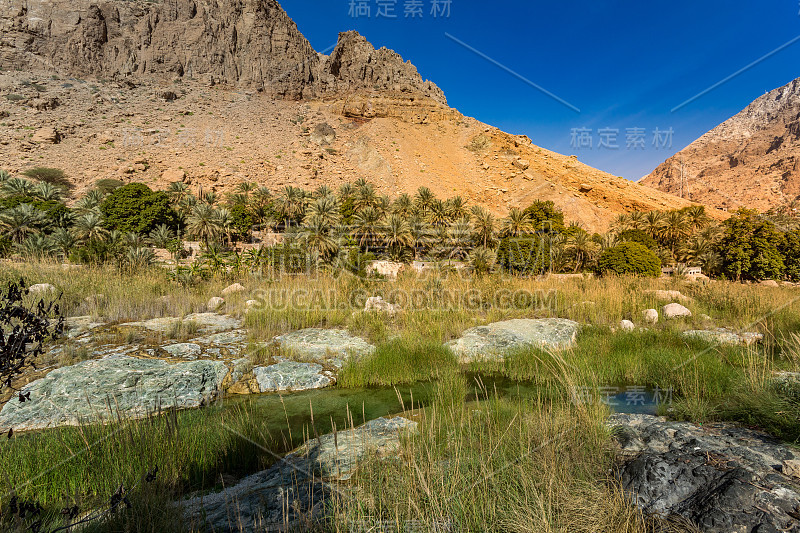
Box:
597;242;661;277
717;209;784;281
100;183;179;235
523;200;565;233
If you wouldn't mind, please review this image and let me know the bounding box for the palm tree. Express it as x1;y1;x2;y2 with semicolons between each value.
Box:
599;233;619;251
352;206;383;252
16;234;57;260
565;231;598;272
355;182;378;211
428;199;449;228
0;204;43;243
201;190;218;206
469;247;497;276
500;208;532;238
414;187;435;216
643;211;665;239
391;194;413;217
149;224;175;248
338;182;355;200
50;227;77;259
447;220;473;260
124;231;146;248
0;170;10;183
72;211;108;243
306;196;341;228
628;210;645;230
471;206;496;247
186;203;221;245
32;182;63;202
381;214;413;261
685;205;709;232
216;207;234;244
302;214;339;260
123;247;155;270
168;182;189;204
226;192;249;207
446;196;470;221
1;177;33;198
610;213;632;233
660;211;691;258
408;215;431;260
252;186;272;207
314;185;333;199
236;182;256;198
276;186;307;228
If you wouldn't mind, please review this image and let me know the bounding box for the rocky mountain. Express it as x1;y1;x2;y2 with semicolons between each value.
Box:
0;0;705;231
642;77;800;212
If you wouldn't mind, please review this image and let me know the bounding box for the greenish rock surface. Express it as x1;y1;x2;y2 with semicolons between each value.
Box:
0;356;228;431
119;313;242;334
272;328;375;368
253;362;334;392
162;343;203;359
183;416;417;532
682;328;763;346
447;318;579;363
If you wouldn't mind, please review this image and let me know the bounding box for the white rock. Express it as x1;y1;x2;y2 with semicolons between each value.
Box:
221;283;245;296
28;283;56;295
364;296;401;315
620;320;635;332
207;297;225;310
642;309;659;324
760;280;780;288
245;300;260;311
663;303;692;319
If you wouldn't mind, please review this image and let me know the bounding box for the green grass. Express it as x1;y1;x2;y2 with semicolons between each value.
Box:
339;337;459;387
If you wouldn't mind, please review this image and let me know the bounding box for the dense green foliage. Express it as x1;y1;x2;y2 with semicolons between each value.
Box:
100;183;180;234
598;242;661;277
496;235;551;275
618;228;657;249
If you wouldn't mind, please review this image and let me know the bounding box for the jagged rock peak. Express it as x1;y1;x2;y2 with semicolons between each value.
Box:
0;0;445;103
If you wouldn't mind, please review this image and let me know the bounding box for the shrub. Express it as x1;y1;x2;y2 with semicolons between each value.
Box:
95;178;125;195
496;235;552;275
618;229;657;249
523;200;565;233
597;242;661;277
717;208;784;281
100;183;180;235
22;167;72;190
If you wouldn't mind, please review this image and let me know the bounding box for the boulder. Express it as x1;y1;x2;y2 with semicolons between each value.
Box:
272;329;375;368
512;158;530;170
611;413;800;532
366;260;404;279
207;296;225;310
642;309;659;324
683;328;763;347
447;318;579;363
784;459;800;479
184;417;417;531
161;168;186;182
620;320;635;332
662;303;691;319
253;362;334;392
221;283;245;296
162;343;203;359
649;290;692;303
32;126;60;143
28;283;56;294
244;299;260;310
310;122;336;145
364;296;401;315
0;356;228;431
760;279;780;288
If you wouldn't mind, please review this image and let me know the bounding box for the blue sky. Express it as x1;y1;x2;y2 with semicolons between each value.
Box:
279;0;800;180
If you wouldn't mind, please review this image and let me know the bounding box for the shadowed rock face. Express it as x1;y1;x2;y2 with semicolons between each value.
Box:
0;0;445;104
611;414;800;533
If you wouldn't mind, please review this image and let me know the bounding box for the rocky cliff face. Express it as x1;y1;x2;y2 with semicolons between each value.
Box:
642;77;800;212
0;0;446;105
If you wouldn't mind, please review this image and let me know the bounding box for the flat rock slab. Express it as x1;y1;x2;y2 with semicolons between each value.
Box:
119;313;242;334
0;356;228;431
254;362;334;392
162;343;203;359
447;318;579;363
183;416;416;532
683;328;763;346
610;413;800;532
272;328;375;367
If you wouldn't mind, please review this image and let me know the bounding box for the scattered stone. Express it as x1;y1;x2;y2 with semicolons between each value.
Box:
0;356;228;431
366;260;404;279
162;343;203;359
161;168;186;182
784;459;800;479
272;329;375;367
364;296;401;315
447;318;579;363
158;90;179;101
611;413;800;533
207;296;225;310
28;283;56;294
662;303;691;319
649;290;693;303
642;309;659;324
253;362;333;392
32;126;60;144
512;158;530;170
184;417;417;532
32;96;60;111
244;299;260;310
620;320;635;332
221;283;245;296
120;313;242;334
683;328;763;347
64;316;105;337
